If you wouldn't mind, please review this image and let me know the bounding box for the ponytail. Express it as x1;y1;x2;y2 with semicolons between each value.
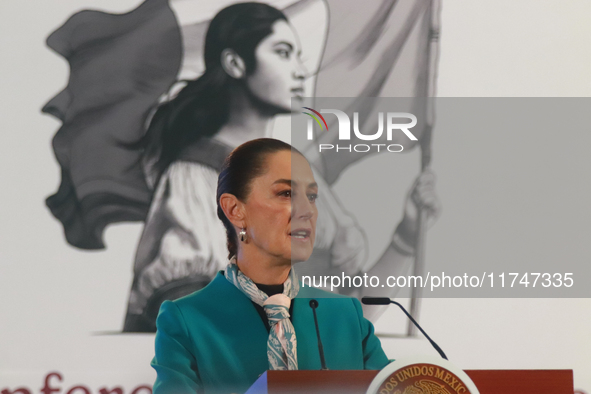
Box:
139;2;287;183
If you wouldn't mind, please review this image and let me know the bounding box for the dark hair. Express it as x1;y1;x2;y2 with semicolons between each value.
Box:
216;138;302;258
142;3;287;178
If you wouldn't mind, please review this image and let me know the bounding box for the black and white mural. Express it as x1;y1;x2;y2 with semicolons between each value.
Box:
42;0;441;333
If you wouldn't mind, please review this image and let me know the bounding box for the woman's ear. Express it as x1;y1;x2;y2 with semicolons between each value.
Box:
221;49;246;79
219;193;246;228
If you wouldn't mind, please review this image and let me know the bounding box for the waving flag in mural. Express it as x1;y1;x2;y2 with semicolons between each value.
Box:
43;0;183;250
43;0;441;332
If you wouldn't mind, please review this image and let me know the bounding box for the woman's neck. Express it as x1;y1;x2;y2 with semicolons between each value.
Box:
235;248;291;285
214;86;275;148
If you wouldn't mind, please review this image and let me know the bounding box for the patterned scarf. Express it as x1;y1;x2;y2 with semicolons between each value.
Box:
224;257;299;370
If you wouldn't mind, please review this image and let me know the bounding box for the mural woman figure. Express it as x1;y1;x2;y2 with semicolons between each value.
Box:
124;2;439;332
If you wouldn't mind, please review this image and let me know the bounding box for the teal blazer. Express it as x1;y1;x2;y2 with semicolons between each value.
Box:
151;272;389;394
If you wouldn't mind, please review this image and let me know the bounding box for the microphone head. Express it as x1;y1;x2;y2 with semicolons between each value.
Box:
309;299;319;308
361;297;391;305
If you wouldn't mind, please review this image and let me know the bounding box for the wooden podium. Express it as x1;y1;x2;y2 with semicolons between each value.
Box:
245;369;573;393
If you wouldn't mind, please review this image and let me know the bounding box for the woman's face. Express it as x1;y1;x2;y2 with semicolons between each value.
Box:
243;150;318;263
246;20;307;112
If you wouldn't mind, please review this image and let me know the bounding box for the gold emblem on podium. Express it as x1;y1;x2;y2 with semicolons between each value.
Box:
377;363;472;394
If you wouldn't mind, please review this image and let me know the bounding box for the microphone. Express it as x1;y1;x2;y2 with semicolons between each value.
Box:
361;297;448;360
309;299;328;370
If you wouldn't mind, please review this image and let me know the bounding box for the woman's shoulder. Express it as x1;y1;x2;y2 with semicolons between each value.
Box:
169;271;231;306
165;160;219;181
148;161;219;204
161;270;254;324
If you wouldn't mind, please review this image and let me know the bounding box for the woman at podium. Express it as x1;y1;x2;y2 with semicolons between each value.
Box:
151;138;391;393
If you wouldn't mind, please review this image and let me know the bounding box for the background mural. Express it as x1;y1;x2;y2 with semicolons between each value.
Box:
40;0;441;333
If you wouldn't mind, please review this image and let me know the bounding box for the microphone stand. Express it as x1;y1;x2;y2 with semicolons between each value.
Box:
362;297;447;360
309;300;329;370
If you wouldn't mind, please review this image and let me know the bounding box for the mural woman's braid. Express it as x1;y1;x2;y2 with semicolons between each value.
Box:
141;3;287;179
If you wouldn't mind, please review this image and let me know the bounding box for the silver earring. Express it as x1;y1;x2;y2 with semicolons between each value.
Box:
239;228;247;242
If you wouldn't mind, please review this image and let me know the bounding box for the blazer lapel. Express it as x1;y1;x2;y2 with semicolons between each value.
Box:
204;273;270;377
